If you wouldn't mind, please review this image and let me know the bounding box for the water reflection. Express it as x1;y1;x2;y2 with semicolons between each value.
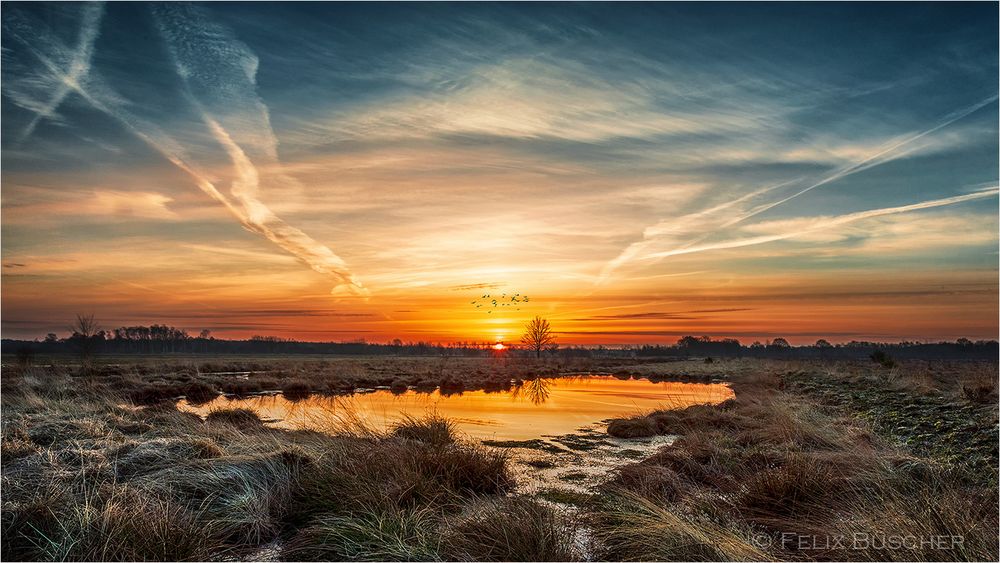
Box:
511;378;551;405
178;375;733;441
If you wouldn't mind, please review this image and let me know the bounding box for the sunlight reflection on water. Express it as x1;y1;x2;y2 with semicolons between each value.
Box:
178;375;733;441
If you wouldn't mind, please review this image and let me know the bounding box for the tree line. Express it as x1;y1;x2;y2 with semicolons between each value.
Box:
2;316;996;361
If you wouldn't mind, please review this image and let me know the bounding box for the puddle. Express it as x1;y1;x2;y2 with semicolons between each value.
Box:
178;375;732;442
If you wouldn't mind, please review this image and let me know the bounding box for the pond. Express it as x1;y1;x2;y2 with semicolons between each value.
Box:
178;375;733;442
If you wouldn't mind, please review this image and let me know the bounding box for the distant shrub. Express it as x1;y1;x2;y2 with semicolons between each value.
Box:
963;381;997;404
15;346;35;366
183;381;219;404
870;350;896;369
282;380;312;400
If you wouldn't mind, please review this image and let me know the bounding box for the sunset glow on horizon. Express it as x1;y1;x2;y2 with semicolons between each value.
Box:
2;3;998;345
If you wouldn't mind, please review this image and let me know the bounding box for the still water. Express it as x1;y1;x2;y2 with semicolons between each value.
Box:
178;375;733;441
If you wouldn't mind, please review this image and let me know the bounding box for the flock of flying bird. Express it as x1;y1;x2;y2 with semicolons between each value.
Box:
470;292;529;313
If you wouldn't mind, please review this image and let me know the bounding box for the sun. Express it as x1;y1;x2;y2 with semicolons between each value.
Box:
492;342;506;351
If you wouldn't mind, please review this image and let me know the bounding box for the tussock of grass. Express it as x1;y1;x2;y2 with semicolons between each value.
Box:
281;379;313;400
182;381;219;404
111;437;224;478
962;380;997;404
1;482;223;562
391;413;456;445
0;437;41;464
289;436;513;523
205;407;264;428
139;450;311;545
595;491;768;561
25;417;106;446
441;497;579;561
285;507;442;561
606;417;658;438
40;487;223;561
607;464;689;502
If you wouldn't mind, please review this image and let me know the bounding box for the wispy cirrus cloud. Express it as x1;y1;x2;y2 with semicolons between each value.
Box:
600;96;999;281
2;2;367;296
636;187;998;262
2;2;104;143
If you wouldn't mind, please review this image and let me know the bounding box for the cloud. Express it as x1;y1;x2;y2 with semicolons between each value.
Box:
293;56;779;146
555;330;891;338
449;282;506;291
135;309;377;319
152;4;367;296
93;191;177;220
637;188;998;261
739;210;999;252
2;2;104;142
724;95;999;227
2;188;178;222
2;3;367;296
600;96;999;280
572;307;755;321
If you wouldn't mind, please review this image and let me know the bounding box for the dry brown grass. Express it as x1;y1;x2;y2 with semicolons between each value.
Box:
440;497;579;561
0;371;519;561
595;364;999;561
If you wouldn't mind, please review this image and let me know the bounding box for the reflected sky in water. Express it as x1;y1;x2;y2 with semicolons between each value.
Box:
178;376;733;441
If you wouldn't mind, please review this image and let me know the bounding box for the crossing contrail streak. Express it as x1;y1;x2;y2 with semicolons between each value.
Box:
599;95;999;281
3;3;367;296
727;95;999;227
641;188;999;261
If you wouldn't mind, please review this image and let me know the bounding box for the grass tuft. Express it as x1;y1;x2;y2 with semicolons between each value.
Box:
285;507;442;561
606;417;658;438
206;407;265;428
391;413;456;445
441;497;579;561
281;379;313;400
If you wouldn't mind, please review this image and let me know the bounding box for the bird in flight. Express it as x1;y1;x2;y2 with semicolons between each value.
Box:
470;289;530;314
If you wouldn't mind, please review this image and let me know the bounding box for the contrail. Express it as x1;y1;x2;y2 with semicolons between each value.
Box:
2;3;105;142
152;4;367;296
21;3;104;143
3;3;367;296
727;95;999;226
205;117;365;291
641;187;999;261
600;94;999;280
598;178;800;282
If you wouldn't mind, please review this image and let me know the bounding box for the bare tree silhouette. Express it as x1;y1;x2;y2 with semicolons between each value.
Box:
69;313;100;365
520;316;556;359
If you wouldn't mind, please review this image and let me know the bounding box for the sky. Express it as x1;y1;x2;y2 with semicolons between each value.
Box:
2;1;998;345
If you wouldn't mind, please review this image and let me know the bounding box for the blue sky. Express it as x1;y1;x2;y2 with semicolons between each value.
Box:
2;2;998;343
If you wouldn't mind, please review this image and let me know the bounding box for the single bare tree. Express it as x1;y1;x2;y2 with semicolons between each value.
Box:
520;316;556;359
69;313;100;365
